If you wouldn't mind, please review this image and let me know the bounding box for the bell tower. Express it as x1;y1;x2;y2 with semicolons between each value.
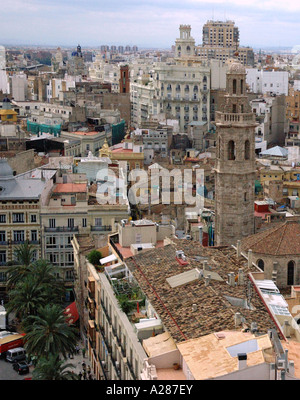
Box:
214;61;257;247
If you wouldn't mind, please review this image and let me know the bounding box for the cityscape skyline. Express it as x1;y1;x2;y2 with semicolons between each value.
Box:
2;0;300;49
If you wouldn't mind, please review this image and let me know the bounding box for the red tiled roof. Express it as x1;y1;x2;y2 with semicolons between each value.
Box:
242;220;300;256
53;183;87;194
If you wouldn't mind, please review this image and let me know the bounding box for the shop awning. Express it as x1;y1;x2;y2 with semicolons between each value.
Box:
64;302;79;325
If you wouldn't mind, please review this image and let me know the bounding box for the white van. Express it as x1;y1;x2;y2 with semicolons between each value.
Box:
6;347;26;363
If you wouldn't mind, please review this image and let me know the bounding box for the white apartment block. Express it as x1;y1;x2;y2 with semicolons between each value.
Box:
89;55;121;93
153;61;211;132
246;69;289;96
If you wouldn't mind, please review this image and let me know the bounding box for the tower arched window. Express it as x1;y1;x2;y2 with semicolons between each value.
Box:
257;259;264;271
228;140;236;160
241;79;244;95
287;261;295;285
245;140;250;160
233;79;237;94
187;46;191;52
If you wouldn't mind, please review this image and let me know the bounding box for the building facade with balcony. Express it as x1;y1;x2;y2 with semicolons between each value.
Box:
0;159;54;293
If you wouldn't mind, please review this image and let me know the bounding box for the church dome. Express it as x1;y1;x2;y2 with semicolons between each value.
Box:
228;61;246;74
0;158;14;180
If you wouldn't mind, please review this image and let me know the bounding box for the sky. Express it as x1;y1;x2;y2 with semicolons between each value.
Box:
2;0;300;50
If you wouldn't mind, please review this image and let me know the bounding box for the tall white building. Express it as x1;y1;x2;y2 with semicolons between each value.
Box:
246;69;289;96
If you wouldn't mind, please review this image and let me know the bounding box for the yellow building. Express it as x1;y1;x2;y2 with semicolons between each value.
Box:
99;138;144;170
0;98;17;122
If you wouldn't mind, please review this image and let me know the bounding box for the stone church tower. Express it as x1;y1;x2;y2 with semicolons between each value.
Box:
215;61;257;246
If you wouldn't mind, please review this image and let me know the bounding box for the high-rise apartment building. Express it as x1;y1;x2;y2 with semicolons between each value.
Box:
197;20;254;67
202;20;239;48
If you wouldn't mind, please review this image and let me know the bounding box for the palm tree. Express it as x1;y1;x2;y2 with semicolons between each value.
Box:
6;242;36;289
24;304;78;361
6;277;48;321
32;354;80;380
29;260;65;305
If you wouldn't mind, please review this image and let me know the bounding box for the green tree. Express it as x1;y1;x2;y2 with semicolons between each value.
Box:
24;304;78;361
6;242;36;289
29;260;65;305
32;354;79;380
87;250;102;266
6;277;48;320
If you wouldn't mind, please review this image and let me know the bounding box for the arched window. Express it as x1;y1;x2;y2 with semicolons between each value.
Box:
233;79;237;94
228;140;236;160
257;259;264;271
245;140;250;160
203;76;207;83
178;46;181;51
186;46;191;52
241;79;244;94
287;261;295;285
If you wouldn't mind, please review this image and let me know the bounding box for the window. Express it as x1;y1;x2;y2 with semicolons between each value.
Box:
12;213;24;223
31;214;37;223
68;218;74;228
228;140;236;160
287;261;295;286
31;230;38;242
13;230;24;243
49;219;56;228
233;79;237;94
0;251;6;265
82;218;87;228
0;215;6;223
245;140;250;160
257;259;264;271
0;231;5;243
95;218;102;227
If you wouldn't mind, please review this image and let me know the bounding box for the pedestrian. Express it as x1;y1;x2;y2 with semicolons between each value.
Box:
76;345;80;354
82;361;86;370
83;370;87;380
82;347;86;358
87;365;91;374
78;371;82;380
88;373;92;380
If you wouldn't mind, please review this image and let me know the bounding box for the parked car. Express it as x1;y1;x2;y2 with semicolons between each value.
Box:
12;361;30;375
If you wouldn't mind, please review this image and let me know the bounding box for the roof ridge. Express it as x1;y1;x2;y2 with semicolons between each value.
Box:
244;221;285;250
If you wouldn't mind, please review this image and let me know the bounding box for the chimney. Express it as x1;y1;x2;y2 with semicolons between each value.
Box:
199;226;203;244
235;312;242;327
248;249;253;268
205;274;211;287
238;269;244;285
251;322;258;333
227;272;235;287
237;240;241;258
238;353;247;370
272;262;278;285
283;320;291;338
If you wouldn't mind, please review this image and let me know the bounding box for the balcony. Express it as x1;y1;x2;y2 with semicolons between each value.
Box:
91;225;112;232
44;226;79;233
216;112;256;125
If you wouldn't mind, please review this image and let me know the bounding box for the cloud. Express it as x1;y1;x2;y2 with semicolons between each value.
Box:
1;0;299;48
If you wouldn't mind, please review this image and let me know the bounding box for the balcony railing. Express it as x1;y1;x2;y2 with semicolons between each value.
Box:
216;111;256;124
91;225;112;232
44;226;79;233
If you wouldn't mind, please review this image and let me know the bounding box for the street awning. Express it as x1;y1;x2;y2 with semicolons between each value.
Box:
64;302;79;325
